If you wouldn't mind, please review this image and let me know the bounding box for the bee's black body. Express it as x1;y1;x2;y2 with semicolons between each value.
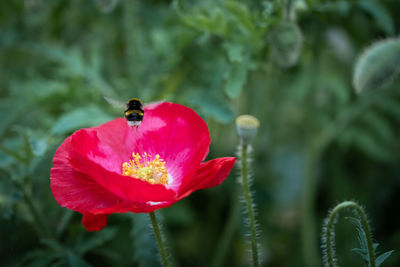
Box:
124;98;144;127
127;99;143;111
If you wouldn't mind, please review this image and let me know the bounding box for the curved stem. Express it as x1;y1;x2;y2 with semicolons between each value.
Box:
149;212;170;267
322;201;376;267
239;143;259;267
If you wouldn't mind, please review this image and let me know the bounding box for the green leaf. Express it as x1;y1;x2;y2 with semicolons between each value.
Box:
0;98;25;138
51;106;114;135
131;214;160;267
187;90;235;123
353;38;400;93
224;63;248;99
377;96;400;122
376;250;394;267
348;216;394;267
348;216;373;264
0;144;26;163
353;129;390;161
20;249;64;267
223;42;245;63
76;228;117;255
225;1;254;32
358;0;395;35
314;1;351;15
352;248;369;261
56;210;74;238
179;7;228;37
41;239;66;252
28;44;85;77
67;252;91;267
321;72;351;105
25;44;114;96
361;111;394;145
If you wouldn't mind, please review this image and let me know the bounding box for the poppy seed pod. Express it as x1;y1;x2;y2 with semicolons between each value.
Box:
236;115;260;145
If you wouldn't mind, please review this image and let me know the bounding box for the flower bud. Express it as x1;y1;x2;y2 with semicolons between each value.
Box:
236;115;260;145
269;20;303;68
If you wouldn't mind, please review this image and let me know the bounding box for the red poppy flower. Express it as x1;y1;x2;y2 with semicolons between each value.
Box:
50;102;236;231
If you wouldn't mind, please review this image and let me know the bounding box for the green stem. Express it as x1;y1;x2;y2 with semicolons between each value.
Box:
239;143;259;267
301;150;320;267
149;212;170;267
322;201;376;267
284;0;295;21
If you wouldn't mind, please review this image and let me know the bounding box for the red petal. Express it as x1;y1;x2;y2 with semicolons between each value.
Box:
70;129;177;203
93;118;132;162
82;213;108;231
50;137;125;213
178;157;236;197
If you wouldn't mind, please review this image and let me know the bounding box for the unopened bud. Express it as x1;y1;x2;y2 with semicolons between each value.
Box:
270;20;303;68
235;115;260;145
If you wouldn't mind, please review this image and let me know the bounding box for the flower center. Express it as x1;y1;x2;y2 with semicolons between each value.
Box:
122;152;169;185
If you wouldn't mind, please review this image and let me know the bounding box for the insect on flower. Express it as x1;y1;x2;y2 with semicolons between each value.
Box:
104;97;162;128
50;102;236;231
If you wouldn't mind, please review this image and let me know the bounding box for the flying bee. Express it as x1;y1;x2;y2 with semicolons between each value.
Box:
104;97;145;128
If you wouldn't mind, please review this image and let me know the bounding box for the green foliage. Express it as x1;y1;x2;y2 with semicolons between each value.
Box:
349;217;394;267
19;228;117;267
353;39;400;93
131;214;160;267
336;87;400;161
51;106;113;135
358;0;395;36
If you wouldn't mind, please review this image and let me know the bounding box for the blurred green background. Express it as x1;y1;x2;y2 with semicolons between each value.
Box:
1;0;400;266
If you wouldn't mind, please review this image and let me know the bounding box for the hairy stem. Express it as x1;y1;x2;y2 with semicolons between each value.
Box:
149;212;170;267
284;0;295;20
322;201;376;267
239;143;259;267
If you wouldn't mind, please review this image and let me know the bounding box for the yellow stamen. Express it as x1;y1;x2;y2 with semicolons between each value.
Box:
122;152;169;185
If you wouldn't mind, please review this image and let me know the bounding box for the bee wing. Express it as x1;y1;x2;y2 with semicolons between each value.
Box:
143;100;165;108
104;96;126;109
